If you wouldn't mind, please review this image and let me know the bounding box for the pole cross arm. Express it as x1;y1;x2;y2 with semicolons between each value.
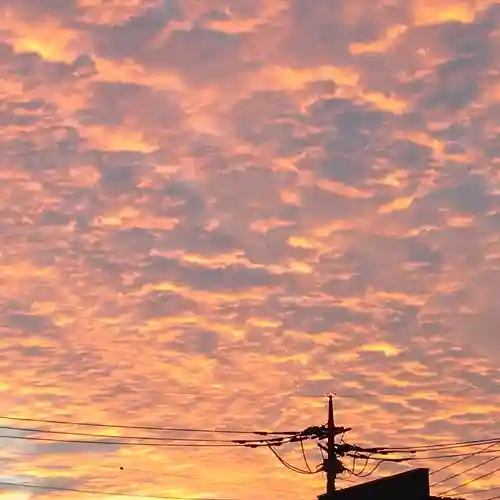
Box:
317;426;352;440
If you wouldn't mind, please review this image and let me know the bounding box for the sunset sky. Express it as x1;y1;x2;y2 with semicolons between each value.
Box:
1;0;500;499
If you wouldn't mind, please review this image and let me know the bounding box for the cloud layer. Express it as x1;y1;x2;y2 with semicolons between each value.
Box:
1;1;500;499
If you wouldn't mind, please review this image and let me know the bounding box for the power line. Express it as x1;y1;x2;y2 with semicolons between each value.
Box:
0;465;303;495
447;485;500;497
345;451;500;463
0;416;296;436
342;440;500;463
432;454;479;477
431;443;500;482
365;437;500;454
0;432;306;449
0;424;288;445
0;481;235;500
439;461;500;495
432;454;499;490
0;434;244;448
0;425;304;449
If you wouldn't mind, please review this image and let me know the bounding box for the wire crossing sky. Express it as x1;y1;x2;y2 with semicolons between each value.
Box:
1;0;500;500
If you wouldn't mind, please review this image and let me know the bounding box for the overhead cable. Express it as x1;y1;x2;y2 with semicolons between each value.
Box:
0;424;293;445
0;481;234;500
375;437;500;453
431;443;500;483
0;434;248;448
0;415;296;436
439;461;500;495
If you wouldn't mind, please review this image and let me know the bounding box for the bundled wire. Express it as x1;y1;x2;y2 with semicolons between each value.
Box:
356;460;383;478
344;451;384;478
300;438;313;473
348;453;371;476
267;439;321;476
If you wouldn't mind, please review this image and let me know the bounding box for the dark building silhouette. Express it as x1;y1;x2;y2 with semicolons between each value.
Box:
318;468;464;500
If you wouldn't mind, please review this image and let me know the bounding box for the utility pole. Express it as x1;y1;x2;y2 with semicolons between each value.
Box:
318;393;349;498
326;394;336;495
316;394;351;499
